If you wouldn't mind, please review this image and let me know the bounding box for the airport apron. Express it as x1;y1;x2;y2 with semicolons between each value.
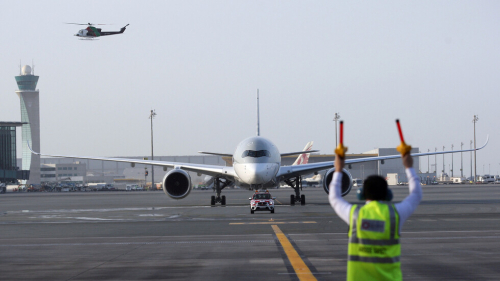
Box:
347;201;401;281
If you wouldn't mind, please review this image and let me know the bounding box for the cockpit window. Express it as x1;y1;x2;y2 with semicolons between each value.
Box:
242;150;270;158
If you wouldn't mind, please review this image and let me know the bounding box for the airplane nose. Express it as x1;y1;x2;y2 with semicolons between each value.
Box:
243;163;275;184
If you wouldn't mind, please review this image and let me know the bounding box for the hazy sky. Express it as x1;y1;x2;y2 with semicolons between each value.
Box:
1;1;499;176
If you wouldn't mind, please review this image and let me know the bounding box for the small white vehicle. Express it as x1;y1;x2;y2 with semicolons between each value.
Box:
479;175;495;184
249;190;275;214
126;184;141;191
352;179;363;187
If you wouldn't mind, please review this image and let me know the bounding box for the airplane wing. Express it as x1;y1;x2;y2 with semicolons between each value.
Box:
198;152;233;157
28;143;235;178
276;136;489;178
281;150;319;157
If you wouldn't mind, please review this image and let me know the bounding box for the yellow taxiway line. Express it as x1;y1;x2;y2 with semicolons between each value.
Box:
272;225;317;281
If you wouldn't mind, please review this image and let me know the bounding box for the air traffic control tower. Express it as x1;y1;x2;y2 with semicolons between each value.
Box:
15;65;40;185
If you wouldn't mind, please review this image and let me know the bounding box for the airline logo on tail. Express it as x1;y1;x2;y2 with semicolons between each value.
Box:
292;141;313;165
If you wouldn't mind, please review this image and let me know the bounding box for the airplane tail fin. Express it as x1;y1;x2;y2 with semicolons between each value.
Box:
292;141;313;166
120;24;129;33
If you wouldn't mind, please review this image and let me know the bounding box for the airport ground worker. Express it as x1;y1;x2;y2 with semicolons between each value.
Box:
329;152;422;280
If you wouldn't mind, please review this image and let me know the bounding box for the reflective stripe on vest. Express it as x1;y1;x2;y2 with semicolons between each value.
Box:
347;202;402;281
348;255;401;263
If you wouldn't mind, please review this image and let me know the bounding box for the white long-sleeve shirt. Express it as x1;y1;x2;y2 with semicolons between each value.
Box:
328;168;422;230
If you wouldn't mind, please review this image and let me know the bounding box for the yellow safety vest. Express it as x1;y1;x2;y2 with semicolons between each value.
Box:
347;201;401;281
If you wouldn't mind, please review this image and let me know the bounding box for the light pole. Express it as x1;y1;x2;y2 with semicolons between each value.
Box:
419;150;421;172
427;149;430;173
442;146;445;175
473;115;479;183
460;142;464;178
434;148;437;173
333;113;341;150
149;109;157;190
451;144;454;177
470;140;473;179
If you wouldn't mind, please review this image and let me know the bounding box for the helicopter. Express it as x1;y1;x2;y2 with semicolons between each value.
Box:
66;23;129;39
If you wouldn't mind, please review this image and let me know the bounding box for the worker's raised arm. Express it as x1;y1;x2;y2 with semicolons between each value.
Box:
395;153;423;228
328;121;352;224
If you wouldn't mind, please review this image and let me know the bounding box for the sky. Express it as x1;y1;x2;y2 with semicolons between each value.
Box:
1;1;499;176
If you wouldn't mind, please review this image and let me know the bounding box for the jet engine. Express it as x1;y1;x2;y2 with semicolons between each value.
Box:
323;168;353;197
162;169;192;199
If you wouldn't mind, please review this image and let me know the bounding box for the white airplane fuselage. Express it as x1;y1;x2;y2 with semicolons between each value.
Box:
232;136;281;187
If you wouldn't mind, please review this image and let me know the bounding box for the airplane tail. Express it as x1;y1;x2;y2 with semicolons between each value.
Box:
120;24;129;33
292;141;313;166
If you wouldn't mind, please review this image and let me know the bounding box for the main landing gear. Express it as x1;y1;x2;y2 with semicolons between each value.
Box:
284;176;305;206
211;177;231;206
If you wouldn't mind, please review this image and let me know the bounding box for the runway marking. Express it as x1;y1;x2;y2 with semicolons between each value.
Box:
75;217;128;221
272;225;317;281
3;236;500;248
288;229;500;236
230;221;316;225
0;240;276;247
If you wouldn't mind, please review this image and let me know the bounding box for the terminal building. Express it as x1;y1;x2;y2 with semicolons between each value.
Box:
0;122;30;188
15;65;41;185
40;162;87;182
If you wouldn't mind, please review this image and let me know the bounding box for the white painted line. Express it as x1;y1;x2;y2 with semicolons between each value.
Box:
0;240;276;247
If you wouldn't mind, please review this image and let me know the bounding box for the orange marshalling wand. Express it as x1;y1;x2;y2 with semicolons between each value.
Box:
396;119;412;156
335;121;348;158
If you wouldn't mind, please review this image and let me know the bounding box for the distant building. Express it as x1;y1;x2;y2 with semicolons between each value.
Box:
15;65;41;185
40;162;87;183
363;147;424;182
0;122;30;185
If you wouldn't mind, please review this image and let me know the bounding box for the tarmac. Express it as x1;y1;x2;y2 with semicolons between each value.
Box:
1;184;500;280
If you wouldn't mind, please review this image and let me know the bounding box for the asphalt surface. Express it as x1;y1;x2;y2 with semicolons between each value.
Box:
1;184;500;280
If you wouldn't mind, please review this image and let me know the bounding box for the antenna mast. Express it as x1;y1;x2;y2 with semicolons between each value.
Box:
257;89;260;136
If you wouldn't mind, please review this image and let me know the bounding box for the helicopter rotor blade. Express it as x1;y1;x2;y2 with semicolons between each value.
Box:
64;22;89;25
64;22;111;26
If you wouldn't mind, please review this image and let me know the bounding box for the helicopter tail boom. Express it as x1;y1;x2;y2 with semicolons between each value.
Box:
120;24;130;33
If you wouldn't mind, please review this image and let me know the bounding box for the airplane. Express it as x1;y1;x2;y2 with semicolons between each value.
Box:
66;23;129;39
29;92;489;207
204;141;314;190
